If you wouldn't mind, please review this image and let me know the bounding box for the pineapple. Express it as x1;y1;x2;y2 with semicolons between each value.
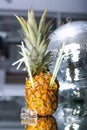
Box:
25;116;57;130
12;8;61;116
25;72;59;116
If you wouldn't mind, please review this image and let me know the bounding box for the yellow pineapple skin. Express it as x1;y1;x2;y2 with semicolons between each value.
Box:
25;72;59;116
25;116;57;130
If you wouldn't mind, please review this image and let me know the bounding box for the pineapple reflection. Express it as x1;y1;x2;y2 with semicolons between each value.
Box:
25;116;57;130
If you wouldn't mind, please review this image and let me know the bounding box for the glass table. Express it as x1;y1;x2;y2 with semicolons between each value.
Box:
54;100;87;130
0;96;87;130
21;100;87;130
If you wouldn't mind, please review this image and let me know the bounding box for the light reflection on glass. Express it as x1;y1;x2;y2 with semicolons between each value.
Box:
72;88;80;98
60;82;75;91
64;43;80;62
63;43;80;82
64;123;80;130
63;108;74;125
74;68;79;81
72;123;80;130
73;105;81;115
66;68;79;82
64;125;71;130
21;117;37;126
54;26;78;42
20;107;37;121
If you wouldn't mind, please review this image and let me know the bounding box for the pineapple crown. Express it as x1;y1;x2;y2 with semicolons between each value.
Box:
12;8;53;76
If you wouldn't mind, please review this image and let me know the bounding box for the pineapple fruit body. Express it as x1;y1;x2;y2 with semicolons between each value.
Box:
25;116;57;130
25;72;59;116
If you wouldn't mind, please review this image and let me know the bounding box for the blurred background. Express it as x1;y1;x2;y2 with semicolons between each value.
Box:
0;0;87;129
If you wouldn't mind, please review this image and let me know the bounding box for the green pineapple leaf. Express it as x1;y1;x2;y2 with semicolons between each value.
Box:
27;8;38;35
14;14;28;36
38;9;48;33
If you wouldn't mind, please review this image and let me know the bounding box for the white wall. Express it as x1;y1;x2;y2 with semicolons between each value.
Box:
0;0;87;14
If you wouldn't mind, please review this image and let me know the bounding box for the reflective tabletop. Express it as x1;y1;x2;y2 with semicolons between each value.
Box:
21;98;87;130
0;96;87;130
54;100;87;130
